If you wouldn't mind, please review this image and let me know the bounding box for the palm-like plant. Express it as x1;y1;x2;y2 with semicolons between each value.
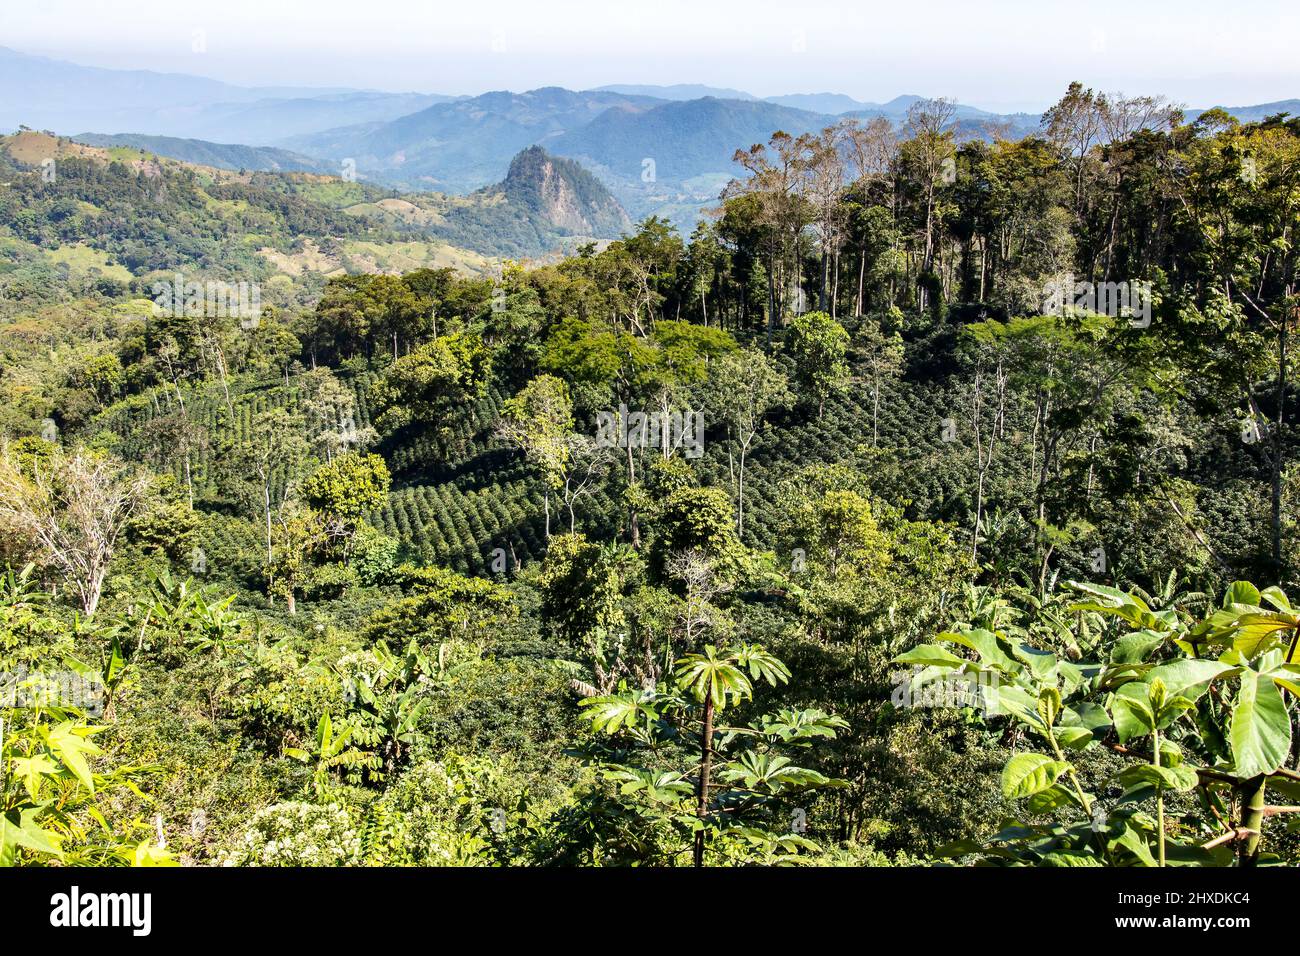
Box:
285;713;373;797
1126;569;1209;617
581;644;844;866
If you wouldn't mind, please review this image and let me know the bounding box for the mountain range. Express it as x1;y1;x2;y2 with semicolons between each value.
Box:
0;46;457;142
5;45;1297;240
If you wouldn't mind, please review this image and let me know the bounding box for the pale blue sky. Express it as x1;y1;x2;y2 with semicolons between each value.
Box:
3;0;1296;111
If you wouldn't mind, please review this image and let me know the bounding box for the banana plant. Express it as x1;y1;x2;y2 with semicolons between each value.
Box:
130;570;247;658
285;712;374;797
337;640;437;781
895;579;1300;866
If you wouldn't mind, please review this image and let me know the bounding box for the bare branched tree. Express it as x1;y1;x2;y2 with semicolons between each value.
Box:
665;549;732;651
560;434;614;533
0;443;152;617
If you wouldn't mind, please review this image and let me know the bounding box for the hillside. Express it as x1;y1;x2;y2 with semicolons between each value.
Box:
0;130;491;306
550;97;828;183
72;132;331;173
6;8;1300;889
344;146;632;259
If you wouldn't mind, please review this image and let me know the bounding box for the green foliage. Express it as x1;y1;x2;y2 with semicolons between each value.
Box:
577;644;847;865
8;100;1300;871
1;569;171;866
301;453;391;527
370;333;493;434
785;311;850;417
900;579;1300;866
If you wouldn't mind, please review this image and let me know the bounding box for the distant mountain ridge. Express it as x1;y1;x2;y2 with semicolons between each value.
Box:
593;83;758;101
72;133;330;174
284;87;664;193
1187;99;1300;123
549;97;830;182
0;46;456;144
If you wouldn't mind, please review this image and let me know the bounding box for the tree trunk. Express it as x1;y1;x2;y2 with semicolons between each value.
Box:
626;442;640;546
1239;775;1268;866
736;444;748;537
872;382;880;447
1271;319;1288;571
856;247;867;317
263;477;273;563
765;259;777;349
83;575;104;619
693;693;715;868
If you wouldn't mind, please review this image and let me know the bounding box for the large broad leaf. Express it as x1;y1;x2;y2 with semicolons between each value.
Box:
1116;763;1200;793
1143;659;1237;699
718;752;838;792
1113;826;1157;867
1268;663;1300;699
1230;670;1293;778
1224;612;1300;660
674;647;753;709
1110;686;1155;744
603;768;693;803
1016;644;1062;682
1259;586;1294;613
1068;582;1162;630
938;629;1020;673
993;684;1048;730
1223;581;1262;608
42;721;103;793
1041;851;1103;866
1111;630;1166;664
1054;726;1096;750
1001;753;1071;800
1025;784;1080;814
9;754;58;801
580;692;657;734
894;644;968;668
759;708;848;742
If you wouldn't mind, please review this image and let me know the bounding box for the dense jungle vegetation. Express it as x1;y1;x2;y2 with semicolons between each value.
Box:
3;86;1300;867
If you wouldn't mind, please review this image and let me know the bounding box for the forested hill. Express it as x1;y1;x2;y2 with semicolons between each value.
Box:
3;87;1300;870
0;130;498;308
333;146;633;259
0;130;384;276
429;146;631;256
72;133;331;175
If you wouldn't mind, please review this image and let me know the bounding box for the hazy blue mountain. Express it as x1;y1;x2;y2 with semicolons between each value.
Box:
0;46;453;143
764;93;871;114
155;92;455;144
593;83;757;101
285;88;662;192
1;46;341;131
550;97;828;182
71;133;330;173
1187;99;1300;123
